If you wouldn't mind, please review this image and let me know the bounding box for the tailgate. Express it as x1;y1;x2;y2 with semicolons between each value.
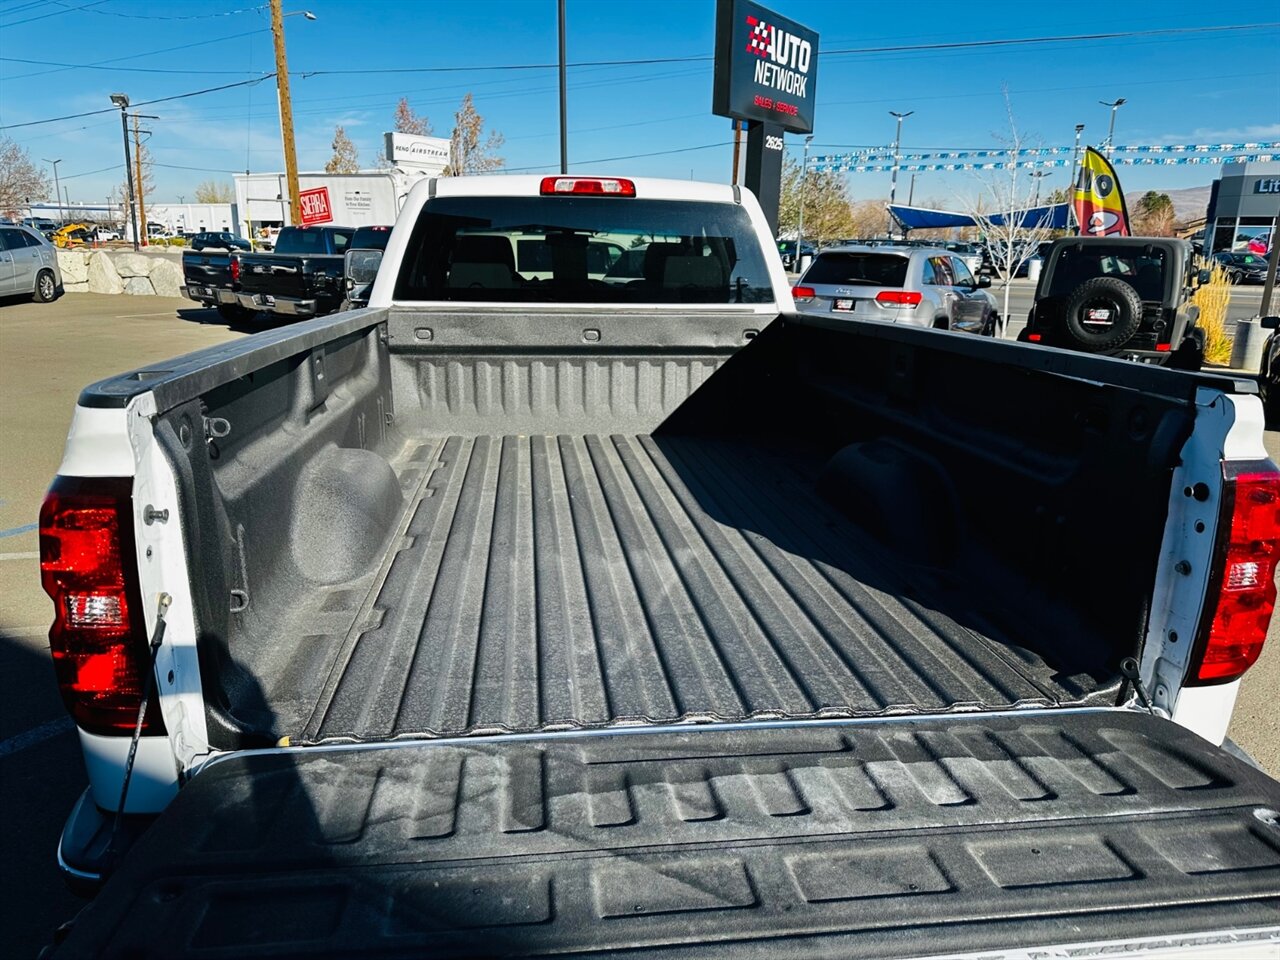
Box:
181;254;229;287
239;256;309;298
51;712;1280;958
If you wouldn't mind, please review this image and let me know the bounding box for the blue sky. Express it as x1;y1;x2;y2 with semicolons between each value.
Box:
2;0;1277;207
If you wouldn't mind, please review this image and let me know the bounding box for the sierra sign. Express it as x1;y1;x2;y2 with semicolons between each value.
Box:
298;186;333;225
713;0;818;135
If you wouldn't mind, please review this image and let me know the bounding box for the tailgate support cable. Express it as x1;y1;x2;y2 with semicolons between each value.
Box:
104;592;171;875
1119;657;1158;716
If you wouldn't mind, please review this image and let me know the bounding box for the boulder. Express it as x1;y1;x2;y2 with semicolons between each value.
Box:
86;251;123;295
58;250;90;284
148;258;184;298
123;276;155;295
111;252;153;278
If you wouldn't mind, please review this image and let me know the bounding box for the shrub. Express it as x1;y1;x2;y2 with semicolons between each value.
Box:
1192;263;1234;366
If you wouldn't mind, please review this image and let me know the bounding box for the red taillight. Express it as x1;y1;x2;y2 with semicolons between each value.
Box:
875;290;923;306
1188;464;1280;685
1027;333;1043;342
229;256;240;282
1155;343;1172;352
792;285;816;302
39;477;162;735
539;176;636;196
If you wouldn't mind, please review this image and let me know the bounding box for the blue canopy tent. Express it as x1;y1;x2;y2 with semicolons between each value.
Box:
887;203;1074;232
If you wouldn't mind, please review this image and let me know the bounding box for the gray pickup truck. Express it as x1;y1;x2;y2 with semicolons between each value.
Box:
233;224;355;320
39;175;1280;957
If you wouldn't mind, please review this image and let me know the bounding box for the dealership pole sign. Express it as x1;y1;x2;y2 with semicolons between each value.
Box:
713;0;819;135
383;132;451;175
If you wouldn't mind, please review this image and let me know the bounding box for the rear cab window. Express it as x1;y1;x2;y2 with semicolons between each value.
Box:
350;227;392;251
393;196;774;304
801;252;909;288
1047;243;1169;301
274;228;354;255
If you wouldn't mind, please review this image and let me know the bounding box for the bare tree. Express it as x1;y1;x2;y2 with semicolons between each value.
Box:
952;91;1057;336
193;179;234;203
447;94;504;175
325;125;360;174
394;97;432;136
0;137;49;220
778;154;857;246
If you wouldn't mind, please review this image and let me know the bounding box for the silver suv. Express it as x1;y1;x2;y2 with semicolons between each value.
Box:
0;225;61;302
793;245;998;334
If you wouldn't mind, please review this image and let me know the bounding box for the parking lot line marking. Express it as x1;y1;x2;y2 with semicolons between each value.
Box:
115;311;184;319
0;551;38;561
0;523;37;539
0;716;75;759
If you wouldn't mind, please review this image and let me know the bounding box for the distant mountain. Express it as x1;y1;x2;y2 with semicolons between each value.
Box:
1126;185;1213;222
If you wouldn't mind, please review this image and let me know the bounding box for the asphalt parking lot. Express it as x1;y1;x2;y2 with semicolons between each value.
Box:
0;288;1277;956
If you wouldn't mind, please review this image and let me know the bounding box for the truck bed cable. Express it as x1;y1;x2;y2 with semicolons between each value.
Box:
104;593;171;877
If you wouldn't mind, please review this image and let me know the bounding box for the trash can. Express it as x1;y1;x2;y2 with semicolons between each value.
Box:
798;254;813;274
1230;316;1266;372
1027;257;1043;285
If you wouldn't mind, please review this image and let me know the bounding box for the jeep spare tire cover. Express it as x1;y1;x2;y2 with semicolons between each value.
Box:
1061;276;1144;352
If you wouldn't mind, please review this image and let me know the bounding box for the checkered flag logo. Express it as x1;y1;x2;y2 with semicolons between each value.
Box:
746;15;771;58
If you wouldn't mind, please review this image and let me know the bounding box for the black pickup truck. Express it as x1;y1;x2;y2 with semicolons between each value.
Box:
233;225;355;320
180;248;247;322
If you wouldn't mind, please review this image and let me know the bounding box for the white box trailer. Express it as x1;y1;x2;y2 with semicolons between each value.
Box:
232;170;424;243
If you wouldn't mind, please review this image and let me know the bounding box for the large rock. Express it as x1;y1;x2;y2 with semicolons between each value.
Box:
148;258;184;298
111;252;153;278
86;251;123;294
123;276;155;295
58;250;90;284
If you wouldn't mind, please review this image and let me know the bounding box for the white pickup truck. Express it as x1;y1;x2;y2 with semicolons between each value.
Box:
40;175;1280;957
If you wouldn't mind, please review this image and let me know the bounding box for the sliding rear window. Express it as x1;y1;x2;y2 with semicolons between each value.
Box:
803;252;909;288
393;196;774;304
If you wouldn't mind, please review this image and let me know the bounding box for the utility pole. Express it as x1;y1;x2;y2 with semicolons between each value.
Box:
888;110;913;235
132;113;149;245
44;159;63;224
110;93;140;251
557;0;567;174
270;0;304;224
1099;98;1126;159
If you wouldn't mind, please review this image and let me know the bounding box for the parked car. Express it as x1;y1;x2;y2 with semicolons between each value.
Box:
1213;250;1270;284
793;244;998;334
234;224;355;319
21;216;57;239
943;241;983;277
1019;237;1204;368
1259;314;1280;422
776;238;816;271
35;175;1280;958
190;231;252;253
0;224;61;301
89;226;120;242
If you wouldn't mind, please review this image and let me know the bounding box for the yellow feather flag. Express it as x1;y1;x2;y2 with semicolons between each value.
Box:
1073;147;1131;236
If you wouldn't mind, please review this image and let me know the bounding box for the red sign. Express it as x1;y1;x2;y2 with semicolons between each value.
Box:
298;186;332;225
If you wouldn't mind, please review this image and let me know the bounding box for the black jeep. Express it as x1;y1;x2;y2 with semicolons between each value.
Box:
1019;237;1204;369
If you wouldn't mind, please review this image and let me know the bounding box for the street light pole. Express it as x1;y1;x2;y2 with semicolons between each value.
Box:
557;0;567;175
888;110;913;235
797;134;814;262
110;93;140;251
43;158;63;224
1099;99;1126;159
270;2;316;225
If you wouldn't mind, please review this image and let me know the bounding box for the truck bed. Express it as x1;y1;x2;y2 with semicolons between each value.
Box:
256;431;1114;745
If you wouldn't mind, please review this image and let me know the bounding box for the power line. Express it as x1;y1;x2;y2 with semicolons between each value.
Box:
153;161;246;174
298;21;1277;76
1;28;271;79
52;0;268;18
0;75;275;131
1;0;106;27
505;141;730;173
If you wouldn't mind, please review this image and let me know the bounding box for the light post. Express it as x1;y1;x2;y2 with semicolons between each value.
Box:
270;3;317;225
43;158;63;224
1031;170;1048;207
1099;99;1126;158
1070;123;1085;187
110;93;141;251
797;134;814;267
888;110;913;235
